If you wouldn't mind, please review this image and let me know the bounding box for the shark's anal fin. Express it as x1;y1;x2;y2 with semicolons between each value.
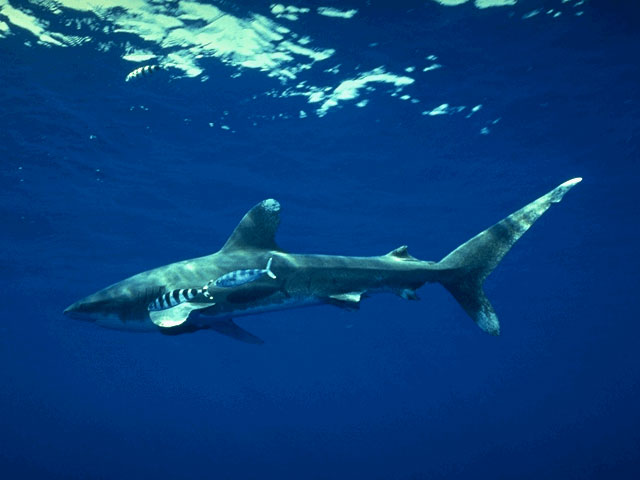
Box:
209;319;264;344
149;302;212;328
325;292;364;310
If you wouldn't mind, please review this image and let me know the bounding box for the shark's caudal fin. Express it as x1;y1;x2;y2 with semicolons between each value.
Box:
437;178;582;335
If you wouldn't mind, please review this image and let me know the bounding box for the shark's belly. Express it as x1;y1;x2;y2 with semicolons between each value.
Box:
95;313;157;331
195;294;323;323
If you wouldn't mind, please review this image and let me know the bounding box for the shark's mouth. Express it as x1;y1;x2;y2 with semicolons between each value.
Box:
64;286;165;325
63;298;156;331
62;306;94;322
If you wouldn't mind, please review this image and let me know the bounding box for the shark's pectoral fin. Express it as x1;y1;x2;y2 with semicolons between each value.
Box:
149;302;212;328
325;292;365;310
209;319;264;344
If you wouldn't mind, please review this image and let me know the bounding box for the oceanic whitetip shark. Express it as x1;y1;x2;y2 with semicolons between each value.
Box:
64;178;582;344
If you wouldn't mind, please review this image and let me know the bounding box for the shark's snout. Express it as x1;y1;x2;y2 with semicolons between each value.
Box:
63;287;124;319
63;287;158;331
63;298;98;321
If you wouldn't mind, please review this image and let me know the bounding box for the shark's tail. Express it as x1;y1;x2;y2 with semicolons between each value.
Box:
436;178;582;335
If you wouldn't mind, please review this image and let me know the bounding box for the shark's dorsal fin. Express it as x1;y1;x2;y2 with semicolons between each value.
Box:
221;199;282;252
385;245;418;261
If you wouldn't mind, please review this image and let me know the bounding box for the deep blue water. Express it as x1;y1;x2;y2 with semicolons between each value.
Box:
1;1;639;478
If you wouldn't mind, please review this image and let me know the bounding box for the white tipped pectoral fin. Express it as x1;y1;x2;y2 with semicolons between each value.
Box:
149;302;213;328
550;177;582;203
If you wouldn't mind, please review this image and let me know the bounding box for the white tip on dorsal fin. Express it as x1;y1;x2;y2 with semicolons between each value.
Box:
265;257;276;279
220;199;283;252
386;245;418;261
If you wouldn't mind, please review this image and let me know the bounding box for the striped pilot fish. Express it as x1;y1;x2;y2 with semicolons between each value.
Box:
148;287;213;312
214;257;277;288
125;64;161;82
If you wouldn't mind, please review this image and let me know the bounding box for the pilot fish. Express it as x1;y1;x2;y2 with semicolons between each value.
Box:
148;287;213;312
125;64;161;82
214;257;277;288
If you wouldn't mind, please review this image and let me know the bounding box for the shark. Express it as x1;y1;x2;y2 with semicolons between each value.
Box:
64;178;582;343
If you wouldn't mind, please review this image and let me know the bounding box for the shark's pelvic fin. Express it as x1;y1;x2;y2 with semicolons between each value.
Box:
326;292;364;310
149;302;212;328
437;178;582;336
209;319;264;344
221;199;283;252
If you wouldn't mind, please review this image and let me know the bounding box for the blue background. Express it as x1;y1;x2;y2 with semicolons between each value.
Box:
1;1;639;478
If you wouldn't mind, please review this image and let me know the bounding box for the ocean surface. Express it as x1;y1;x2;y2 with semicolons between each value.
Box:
1;0;639;478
